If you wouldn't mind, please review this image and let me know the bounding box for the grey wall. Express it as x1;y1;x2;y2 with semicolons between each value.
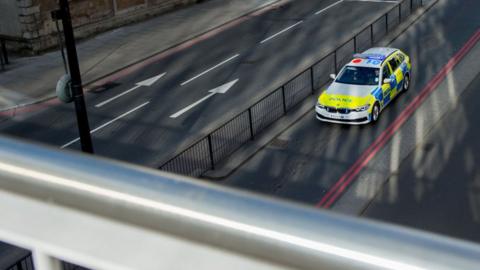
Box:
0;1;21;37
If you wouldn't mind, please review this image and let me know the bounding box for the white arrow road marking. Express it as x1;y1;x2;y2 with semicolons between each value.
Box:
180;54;240;86
62;101;150;148
170;79;239;119
260;21;304;44
95;73;165;108
135;73;167;86
315;0;344;15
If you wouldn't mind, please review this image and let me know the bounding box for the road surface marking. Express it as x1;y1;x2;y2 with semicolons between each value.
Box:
85;2;283;91
180;55;240;86
315;0;344;15
317;29;480;208
170;79;239;119
62;102;150;148
95;73;165;108
345;0;399;3
260;21;304;44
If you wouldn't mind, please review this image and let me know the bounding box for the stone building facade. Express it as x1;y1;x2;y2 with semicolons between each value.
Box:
0;0;199;54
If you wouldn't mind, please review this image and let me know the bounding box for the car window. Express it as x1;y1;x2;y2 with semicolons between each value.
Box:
382;64;392;82
396;53;405;63
335;66;380;86
388;57;399;72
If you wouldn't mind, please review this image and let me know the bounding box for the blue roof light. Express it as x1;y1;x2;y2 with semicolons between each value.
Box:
353;53;386;61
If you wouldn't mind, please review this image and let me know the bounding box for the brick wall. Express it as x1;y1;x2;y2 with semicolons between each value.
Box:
4;0;199;54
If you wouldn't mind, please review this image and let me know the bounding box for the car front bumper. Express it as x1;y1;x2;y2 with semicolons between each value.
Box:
315;105;371;125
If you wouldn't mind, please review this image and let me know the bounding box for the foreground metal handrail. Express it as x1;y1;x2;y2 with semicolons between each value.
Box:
0;135;479;270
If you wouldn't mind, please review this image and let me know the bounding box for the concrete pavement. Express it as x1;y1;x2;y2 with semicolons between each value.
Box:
0;0;280;111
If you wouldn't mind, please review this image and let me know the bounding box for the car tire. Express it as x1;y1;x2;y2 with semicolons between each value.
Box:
403;74;410;91
371;103;380;123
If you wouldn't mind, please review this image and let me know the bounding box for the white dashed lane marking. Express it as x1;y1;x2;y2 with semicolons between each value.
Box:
62;102;150;148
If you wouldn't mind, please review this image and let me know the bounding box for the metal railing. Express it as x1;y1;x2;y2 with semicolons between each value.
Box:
0;34;29;71
1;134;480;270
159;0;424;177
5;254;32;270
0;34;20;71
0;37;9;71
0;34;30;71
3;253;88;270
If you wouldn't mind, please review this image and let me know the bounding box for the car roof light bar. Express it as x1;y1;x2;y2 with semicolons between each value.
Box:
353;53;386;61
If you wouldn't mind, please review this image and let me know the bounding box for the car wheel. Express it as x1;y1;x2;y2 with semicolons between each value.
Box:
403;74;410;91
371;103;380;123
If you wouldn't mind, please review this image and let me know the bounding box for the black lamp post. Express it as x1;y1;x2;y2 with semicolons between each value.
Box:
52;0;94;154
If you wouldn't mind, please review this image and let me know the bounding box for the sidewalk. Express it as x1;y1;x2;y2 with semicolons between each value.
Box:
0;0;279;111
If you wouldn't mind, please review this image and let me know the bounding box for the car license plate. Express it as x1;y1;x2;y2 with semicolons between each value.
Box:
328;113;345;120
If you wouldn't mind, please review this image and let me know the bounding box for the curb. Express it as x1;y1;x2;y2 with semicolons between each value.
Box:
0;0;284;114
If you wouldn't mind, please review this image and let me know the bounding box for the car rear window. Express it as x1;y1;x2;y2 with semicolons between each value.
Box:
335;66;380;85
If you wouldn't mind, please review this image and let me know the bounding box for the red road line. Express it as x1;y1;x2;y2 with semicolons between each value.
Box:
317;28;480;209
0;99;60;117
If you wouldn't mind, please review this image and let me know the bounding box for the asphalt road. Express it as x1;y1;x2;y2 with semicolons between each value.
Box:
0;0;399;167
362;72;480;244
223;0;480;210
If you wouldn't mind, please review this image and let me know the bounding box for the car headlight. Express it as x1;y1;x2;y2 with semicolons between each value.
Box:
353;104;370;112
316;102;326;109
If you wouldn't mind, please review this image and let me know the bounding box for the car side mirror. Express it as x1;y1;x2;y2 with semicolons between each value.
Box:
330;74;336;80
383;78;392;84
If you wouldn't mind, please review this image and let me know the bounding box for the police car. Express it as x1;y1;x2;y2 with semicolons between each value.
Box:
316;47;411;124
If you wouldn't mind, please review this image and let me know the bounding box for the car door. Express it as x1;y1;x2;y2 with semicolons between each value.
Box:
381;62;393;107
387;56;403;98
395;53;409;89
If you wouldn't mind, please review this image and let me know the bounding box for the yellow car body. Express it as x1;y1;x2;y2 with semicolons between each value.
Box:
316;47;411;124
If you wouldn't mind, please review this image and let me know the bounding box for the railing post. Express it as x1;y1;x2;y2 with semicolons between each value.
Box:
207;134;215;170
386;12;389;32
248;108;254;139
310;67;315;93
32;250;62;270
334;50;338;74
281;86;287;113
399;3;402;22
353;36;357;53
410;0;413;11
1;39;8;65
370;23;374;46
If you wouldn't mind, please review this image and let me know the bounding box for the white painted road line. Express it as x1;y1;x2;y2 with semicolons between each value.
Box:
96;85;141;108
346;0;399;3
170;79;239;119
170;92;217;119
62;101;150;148
315;0;344;15
315;0;396;16
95;73;165;108
260;21;304;44
180;54;240;86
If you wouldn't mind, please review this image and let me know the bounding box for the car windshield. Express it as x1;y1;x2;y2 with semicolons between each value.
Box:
335;66;380;85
